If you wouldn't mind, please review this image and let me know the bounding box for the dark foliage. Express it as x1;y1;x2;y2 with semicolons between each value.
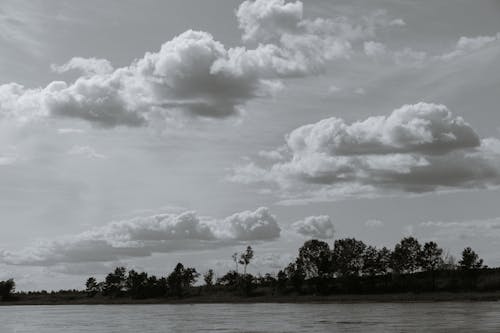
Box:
0;278;15;301
3;240;495;302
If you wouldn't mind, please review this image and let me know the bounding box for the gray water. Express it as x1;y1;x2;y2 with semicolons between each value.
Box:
1;302;499;332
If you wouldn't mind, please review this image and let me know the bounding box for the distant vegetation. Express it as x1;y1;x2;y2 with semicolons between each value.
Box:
2;238;500;303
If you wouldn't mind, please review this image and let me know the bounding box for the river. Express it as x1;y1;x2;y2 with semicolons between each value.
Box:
1;302;499;332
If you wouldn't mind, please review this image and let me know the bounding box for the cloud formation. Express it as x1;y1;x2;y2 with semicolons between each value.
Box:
440;33;500;60
292;215;335;239
0;1;401;129
51;57;114;76
0;207;281;266
231;103;500;200
420;217;500;241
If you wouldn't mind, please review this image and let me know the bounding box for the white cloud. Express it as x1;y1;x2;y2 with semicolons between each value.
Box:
365;219;384;228
292;215;335;239
1;1;400;129
51;57;114;76
0;207;281;266
389;18;406;27
230;103;500;200
441;33;500;60
237;0;304;43
213;207;281;241
364;41;386;57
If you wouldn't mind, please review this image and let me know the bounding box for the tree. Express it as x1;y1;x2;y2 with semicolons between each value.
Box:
297;240;332;279
333;238;366;277
216;270;240;288
391;237;422;274
458;247;484;270
85;277;100;297
362;246;380;277
126;270;149;299
277;270;288;293
103;267;127;297
232;252;239;273
284;261;305;292
420;241;444;272
239;246;254;275
167;263;200;297
203;269;214;287
377;247;392;275
0;279;15;301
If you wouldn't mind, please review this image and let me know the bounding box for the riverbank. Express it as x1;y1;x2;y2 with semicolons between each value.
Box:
2;291;500;305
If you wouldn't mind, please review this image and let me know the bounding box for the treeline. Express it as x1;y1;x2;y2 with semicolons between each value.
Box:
1;237;498;302
79;238;494;299
274;237;489;294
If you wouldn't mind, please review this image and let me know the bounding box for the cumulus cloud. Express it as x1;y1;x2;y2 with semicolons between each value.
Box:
51;57;114;75
0;1;400;129
237;0;304;43
292;215;335;239
364;41;387;57
0;207;281;266
441;33;500;60
230;103;500;200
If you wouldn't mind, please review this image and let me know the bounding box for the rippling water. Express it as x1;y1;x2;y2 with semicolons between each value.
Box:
1;302;500;332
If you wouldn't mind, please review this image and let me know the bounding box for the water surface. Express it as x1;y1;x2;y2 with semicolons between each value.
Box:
1;302;499;332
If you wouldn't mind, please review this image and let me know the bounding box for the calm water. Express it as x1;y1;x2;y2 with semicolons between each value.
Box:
1;302;499;332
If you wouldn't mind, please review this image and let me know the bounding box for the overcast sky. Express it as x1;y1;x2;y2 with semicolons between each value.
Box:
1;0;500;291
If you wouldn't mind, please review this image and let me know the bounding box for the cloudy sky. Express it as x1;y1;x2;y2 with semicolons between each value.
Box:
1;0;500;290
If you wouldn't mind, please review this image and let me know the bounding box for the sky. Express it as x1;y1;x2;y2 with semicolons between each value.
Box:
1;0;500;291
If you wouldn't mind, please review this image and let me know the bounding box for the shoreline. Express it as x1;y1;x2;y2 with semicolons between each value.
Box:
2;291;500;306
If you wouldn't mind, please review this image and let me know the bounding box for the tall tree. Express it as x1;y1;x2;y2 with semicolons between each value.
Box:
391;237;422;274
420;241;444;272
284;261;306;292
231;252;239;273
85;277;100;297
126;270;149;299
362;246;380;277
103;267;127;297
333;238;366;277
297;239;332;279
239;246;254;275
167;263;200;297
377;247;392;275
458;247;484;270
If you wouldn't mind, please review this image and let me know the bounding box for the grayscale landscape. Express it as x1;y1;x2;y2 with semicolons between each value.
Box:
1;0;500;331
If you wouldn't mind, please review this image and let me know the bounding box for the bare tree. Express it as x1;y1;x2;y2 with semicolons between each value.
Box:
239;246;254;275
232;252;239;273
